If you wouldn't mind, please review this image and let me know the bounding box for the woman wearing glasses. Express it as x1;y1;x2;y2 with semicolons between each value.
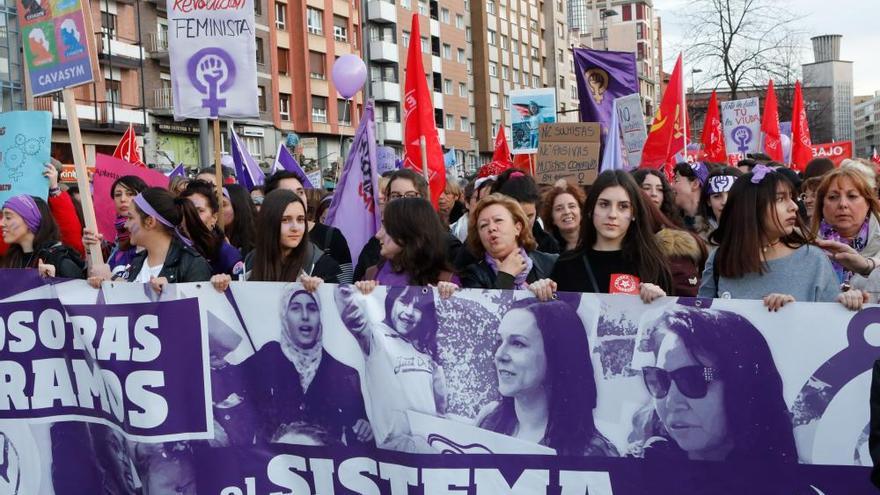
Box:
638;306;797;462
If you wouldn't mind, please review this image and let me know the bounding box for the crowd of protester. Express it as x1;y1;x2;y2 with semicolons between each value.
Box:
4;154;878;312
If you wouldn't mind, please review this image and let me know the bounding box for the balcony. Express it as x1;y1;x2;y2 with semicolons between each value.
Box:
145;32;170;67
367;0;396;23
369;40;398;63
34;94;146;131
97;32;145;68
371;81;400;102
377;122;402;143
151;87;174;115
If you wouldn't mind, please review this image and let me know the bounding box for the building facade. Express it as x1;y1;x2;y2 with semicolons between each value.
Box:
853;92;880;157
802;34;854;143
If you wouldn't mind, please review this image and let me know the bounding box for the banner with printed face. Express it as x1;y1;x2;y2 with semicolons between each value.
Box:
0;274;875;494
721;97;762;164
167;0;259;120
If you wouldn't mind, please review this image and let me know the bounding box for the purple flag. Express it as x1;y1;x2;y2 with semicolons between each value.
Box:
272;142;313;188
325;101;381;262
574;48;640;138
165;164;186;178
231;131;265;191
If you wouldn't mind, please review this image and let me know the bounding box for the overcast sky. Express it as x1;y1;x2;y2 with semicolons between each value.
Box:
653;0;880;96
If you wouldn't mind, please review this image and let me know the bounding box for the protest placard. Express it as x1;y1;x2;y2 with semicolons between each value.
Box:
811;141;853;166
615;93;647;167
536;123;601;185
721;97;761;163
510;88;557;155
93;154;170;241
0;111;51;203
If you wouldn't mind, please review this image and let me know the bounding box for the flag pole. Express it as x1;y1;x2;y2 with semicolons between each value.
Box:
212;119;224;233
419;135;429;183
681;54;688;160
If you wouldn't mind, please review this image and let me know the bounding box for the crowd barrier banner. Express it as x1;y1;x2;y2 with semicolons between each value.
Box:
0;273;875;494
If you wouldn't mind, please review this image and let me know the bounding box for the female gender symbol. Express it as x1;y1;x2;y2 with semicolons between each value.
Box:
186;48;237;117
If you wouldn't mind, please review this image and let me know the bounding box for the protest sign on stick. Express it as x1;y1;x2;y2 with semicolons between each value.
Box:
0;111;52;203
536;123;601;185
721;97;761;165
17;0;102;266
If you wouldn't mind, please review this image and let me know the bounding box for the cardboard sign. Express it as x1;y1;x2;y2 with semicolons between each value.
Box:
0;111;51;203
616;93;647;168
535;123;601;185
17;0;95;96
721;97;761;165
811;141;853;166
93;154;169;241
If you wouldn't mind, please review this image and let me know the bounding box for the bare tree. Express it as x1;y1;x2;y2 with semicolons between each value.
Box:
681;0;806;100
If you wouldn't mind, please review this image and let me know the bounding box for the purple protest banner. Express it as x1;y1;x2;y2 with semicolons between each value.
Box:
574;48;640;137
324;101;381;262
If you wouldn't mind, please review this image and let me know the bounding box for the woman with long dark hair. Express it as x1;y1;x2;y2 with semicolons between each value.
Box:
551;170;672;302
178;180;243;275
361;197;458;287
0;195;84;278
211;189;339;290
88;187;213;292
477;298;617;456
632;168;683;227
82;174;148;275
638;307;797;462
699;165;863;311
222;183;257;257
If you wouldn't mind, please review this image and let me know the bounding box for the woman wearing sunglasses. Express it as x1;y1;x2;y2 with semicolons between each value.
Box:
638;307;797;462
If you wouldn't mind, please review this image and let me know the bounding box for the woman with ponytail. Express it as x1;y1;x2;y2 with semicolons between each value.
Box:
88;187;212;292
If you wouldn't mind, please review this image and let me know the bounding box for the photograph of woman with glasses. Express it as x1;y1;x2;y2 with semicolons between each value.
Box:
475;298;617;456
636;306;797;462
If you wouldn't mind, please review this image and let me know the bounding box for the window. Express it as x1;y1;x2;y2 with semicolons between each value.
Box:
504;95;510;108
333;16;348;42
255;38;265;65
558;76;564;89
532;75;540;87
502;65;509;79
279;93;291;120
440;7;450;23
402;31;410;47
571;85;577;99
442;43;451;59
338;99;352;125
446;114;454;129
101;11;117;39
501;35;509;50
487;1;496;14
312;96;328;123
513;69;520;84
105;79;120;105
459;82;467;97
488;30;497;46
254;0;262;16
490;92;499;108
466;28;471;42
531;46;539;59
307;8;323;35
309;51;325;79
277;47;289;74
460;117;468;132
455;14;464;29
558;48;564;62
637;23;646;40
467;58;472;74
243;135;263;158
258;86;266;112
557;22;564;39
622;4;632;21
418;0;428;15
637;4;645;20
488;62;497;77
434;109;444;128
275;2;287;30
457;48;465;63
421;36;429;53
401;0;410;8
443;78;452;94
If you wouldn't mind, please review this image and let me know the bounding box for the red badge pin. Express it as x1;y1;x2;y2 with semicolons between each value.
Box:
610;274;641;295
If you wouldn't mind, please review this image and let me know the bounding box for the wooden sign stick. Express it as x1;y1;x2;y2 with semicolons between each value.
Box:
62;87;103;268
213;119;224;233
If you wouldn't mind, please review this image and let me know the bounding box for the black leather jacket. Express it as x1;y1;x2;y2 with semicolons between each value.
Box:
460;250;558;289
123;239;212;283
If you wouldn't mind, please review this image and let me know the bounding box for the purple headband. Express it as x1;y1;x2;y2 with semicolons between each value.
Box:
3;195;41;233
751;164;774;184
707;175;735;195
690;162;709;186
133;193;193;247
222;187;230;200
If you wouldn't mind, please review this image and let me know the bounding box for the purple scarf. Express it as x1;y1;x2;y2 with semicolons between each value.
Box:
819;218;870;283
485;247;533;290
2;195;41;233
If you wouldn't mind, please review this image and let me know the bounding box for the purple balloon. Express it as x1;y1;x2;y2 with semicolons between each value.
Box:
332;54;367;99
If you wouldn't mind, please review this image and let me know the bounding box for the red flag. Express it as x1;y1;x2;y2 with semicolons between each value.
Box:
790;81;812;172
640;54;686;171
402;14;445;207
872;147;880;166
113;123;145;168
492;127;513;167
513;153;532;173
700;90;726;163
762;80;783;162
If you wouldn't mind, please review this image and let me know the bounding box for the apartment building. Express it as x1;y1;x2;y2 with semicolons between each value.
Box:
365;0;477;174
853;92;880;157
471;0;550;156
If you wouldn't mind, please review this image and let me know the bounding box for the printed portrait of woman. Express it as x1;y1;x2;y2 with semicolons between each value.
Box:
475;298;618;456
234;288;372;446
335;285;447;448
637;307;798;462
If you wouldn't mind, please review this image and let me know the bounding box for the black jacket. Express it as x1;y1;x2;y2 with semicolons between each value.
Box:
533;221;560;254
124;239;212;283
460;250;558;289
32;242;85;279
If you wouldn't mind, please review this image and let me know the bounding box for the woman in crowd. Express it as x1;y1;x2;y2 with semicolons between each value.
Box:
0;194;84;278
799;176;822;224
334;284;447;448
361;197;459;287
211;189;338;288
439;179;466;226
632;168;683;227
644;195;707;297
222;183;257;257
541;182;586;253
81;174;148;274
169;175;190;196
460;193;558;298
230;288;372;445
699;165;864;311
88;187;213;291
178;180;243;275
491;169;559;254
698;167;742;244
265;171;353;283
476;298;617;456
551;170;672;303
811;167;880;296
637;306;797;462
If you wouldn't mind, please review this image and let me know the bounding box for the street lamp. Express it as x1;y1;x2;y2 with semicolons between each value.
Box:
600;9;618;51
690;68;703;93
